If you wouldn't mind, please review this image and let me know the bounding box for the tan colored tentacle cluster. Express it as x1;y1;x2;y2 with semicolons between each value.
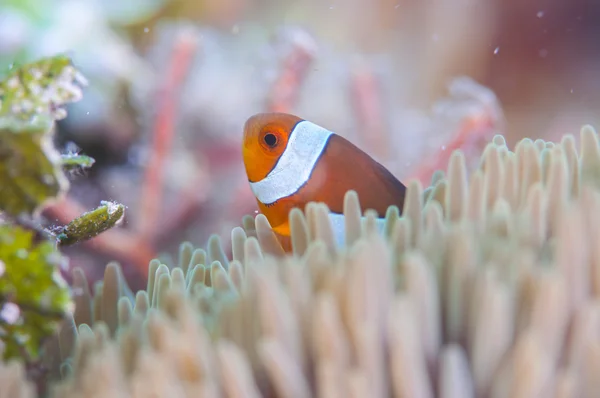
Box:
4;126;600;398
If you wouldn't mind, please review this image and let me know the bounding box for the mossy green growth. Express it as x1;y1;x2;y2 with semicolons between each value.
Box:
0;54;87;121
0;116;68;218
0;53;129;371
57;201;125;246
60;153;95;172
0;224;71;362
0;55;90;367
0;55;88;218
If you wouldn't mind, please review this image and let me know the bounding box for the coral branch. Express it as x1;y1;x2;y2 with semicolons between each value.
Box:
267;29;317;113
350;63;389;160
137;28;199;239
410;112;497;185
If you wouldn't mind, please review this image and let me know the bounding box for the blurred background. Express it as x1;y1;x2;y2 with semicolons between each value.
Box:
1;0;598;290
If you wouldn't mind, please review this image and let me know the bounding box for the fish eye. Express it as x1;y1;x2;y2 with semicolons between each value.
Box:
263;133;278;148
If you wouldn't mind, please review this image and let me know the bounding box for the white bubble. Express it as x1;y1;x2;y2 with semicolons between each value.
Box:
6;76;19;88
101;200;121;215
1;303;20;324
493;47;500;55
537;11;545;18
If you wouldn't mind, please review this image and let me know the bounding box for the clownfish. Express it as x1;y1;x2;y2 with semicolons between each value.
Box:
242;112;406;250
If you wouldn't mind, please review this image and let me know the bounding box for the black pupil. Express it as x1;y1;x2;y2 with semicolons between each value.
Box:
264;133;277;147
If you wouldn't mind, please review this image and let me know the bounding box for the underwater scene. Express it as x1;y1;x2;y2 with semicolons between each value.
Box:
1;0;600;397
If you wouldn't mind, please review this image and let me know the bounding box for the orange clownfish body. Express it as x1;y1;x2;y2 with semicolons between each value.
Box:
242;112;406;250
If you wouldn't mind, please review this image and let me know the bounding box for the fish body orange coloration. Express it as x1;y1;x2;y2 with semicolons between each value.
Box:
242;112;406;250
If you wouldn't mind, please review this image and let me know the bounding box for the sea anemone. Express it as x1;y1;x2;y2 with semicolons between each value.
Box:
3;125;600;397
